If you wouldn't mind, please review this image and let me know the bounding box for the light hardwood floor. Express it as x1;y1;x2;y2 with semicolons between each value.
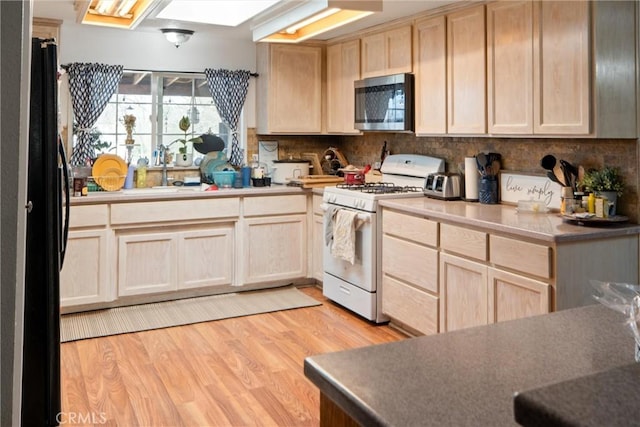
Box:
60;286;407;426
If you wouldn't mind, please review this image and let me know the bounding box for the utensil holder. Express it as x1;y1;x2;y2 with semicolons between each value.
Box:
479;176;498;204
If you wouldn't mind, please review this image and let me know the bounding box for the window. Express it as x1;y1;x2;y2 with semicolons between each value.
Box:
89;70;234;165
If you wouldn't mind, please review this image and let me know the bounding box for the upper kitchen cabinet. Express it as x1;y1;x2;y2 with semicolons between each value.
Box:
447;5;486;135
532;0;589;135
487;1;533;134
360;25;412;78
326;40;361;134
413;15;447;135
488;0;637;137
256;44;323;134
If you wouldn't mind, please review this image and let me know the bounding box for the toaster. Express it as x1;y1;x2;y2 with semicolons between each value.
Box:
424;172;462;200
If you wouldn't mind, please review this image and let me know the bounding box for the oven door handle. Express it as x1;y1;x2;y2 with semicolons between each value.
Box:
321;203;371;223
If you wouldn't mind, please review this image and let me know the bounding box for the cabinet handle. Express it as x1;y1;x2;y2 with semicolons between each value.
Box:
339;286;351;295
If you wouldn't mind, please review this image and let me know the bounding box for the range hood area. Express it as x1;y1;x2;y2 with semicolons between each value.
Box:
251;0;382;43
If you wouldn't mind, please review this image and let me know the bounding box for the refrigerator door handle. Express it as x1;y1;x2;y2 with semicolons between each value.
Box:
59;138;70;269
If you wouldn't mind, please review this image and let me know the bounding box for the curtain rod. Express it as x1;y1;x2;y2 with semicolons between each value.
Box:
59;64;258;77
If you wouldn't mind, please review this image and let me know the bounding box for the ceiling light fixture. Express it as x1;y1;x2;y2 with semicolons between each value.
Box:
251;0;382;43
75;0;156;29
161;28;195;48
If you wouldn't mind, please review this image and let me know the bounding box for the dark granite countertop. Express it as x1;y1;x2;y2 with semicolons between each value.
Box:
514;362;640;427
304;305;636;426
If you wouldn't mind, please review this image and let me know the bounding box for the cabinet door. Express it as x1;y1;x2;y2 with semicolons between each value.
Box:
243;215;307;284
361;32;386;78
382;275;439;336
312;213;324;282
488;268;550;323
533;1;589;134
361;26;412;78
60;229;111;308
386;26;413;75
178;227;234;290
326;40;360;134
447;5;486;134
487;1;533;134
414;15;447;135
439;253;488;332
263;44;322;133
117;232;178;296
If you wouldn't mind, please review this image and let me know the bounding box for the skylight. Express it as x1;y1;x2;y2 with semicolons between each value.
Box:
156;0;281;27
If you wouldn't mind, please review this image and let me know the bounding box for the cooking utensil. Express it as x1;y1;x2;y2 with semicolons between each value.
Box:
476;153;488;176
540;154;557;171
546;171;564;186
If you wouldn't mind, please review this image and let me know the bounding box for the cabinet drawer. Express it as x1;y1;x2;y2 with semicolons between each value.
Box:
440;223;487;261
490;235;551;279
244;195;307;216
382;275;438;335
382;209;438;247
382;235;438;294
69;204;108;228
111;198;239;225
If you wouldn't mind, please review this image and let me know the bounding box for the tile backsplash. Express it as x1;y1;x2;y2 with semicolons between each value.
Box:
251;128;638;222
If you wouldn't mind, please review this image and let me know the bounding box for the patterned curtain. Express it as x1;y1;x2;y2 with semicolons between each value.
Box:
67;63;123;166
204;69;250;166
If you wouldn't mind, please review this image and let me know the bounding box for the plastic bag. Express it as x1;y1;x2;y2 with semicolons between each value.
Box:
590;280;640;361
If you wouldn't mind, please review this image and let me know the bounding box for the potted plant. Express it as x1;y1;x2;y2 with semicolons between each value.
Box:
580;166;624;215
173;115;201;167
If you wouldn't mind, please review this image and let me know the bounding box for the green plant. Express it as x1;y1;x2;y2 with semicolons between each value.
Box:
580;166;625;196
174;116;202;154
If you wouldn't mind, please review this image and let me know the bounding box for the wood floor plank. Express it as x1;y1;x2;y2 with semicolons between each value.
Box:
61;286;407;426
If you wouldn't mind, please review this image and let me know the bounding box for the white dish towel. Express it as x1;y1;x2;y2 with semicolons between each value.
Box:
330;209;363;265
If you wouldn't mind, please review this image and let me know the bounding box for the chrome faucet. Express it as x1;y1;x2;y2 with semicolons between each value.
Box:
157;142;177;187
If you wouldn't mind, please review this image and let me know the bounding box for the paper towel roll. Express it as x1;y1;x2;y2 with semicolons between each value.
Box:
465;157;479;201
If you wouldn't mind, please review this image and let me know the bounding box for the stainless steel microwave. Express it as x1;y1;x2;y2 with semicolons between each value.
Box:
354;73;414;132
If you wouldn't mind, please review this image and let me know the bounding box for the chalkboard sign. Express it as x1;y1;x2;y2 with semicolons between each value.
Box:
499;171;562;210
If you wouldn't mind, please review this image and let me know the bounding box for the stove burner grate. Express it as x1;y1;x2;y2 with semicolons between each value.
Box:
336;182;423;194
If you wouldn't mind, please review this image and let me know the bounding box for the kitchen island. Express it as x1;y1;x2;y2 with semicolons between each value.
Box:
304;304;636;426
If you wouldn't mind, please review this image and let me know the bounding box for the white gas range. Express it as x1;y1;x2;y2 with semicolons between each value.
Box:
322;154;445;323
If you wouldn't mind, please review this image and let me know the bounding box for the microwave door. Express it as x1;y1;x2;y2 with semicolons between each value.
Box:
365;86;393;125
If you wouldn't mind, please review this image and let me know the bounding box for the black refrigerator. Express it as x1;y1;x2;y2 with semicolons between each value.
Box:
22;37;70;427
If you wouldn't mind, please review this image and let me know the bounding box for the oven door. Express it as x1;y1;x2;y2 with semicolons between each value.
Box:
323;205;376;292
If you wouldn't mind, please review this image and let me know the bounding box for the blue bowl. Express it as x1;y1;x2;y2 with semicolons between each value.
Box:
210;170;236;188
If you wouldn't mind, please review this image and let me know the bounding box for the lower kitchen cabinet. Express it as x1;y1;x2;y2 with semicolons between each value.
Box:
60;229;111;308
488;268;550;323
312;194;324;282
117;225;236;297
242;215;307;284
117;231;178;297
439;253;489;333
178;227;234;290
243;193;308;284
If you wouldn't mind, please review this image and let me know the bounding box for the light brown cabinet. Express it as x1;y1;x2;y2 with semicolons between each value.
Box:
60;205;111;310
360;26;412;78
242;195;307;284
487;1;534;134
446;5;486;134
532;0;590;134
488;268;550;323
32;17;61;41
256;44;323;134
311;194;324;282
413;15;447;135
326;40;360;134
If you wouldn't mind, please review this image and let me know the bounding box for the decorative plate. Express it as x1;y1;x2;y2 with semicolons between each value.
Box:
92;154;127;191
561;213;629;225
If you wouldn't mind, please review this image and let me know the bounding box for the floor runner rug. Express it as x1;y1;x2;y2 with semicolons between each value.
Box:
61;286;320;342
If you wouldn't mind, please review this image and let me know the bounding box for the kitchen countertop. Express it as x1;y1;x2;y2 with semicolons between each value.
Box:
378;198;640;243
70;184;308;205
304;304;636;427
514;362;640;427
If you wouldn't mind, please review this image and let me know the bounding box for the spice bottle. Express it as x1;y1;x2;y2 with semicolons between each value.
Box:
560;187;574;215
